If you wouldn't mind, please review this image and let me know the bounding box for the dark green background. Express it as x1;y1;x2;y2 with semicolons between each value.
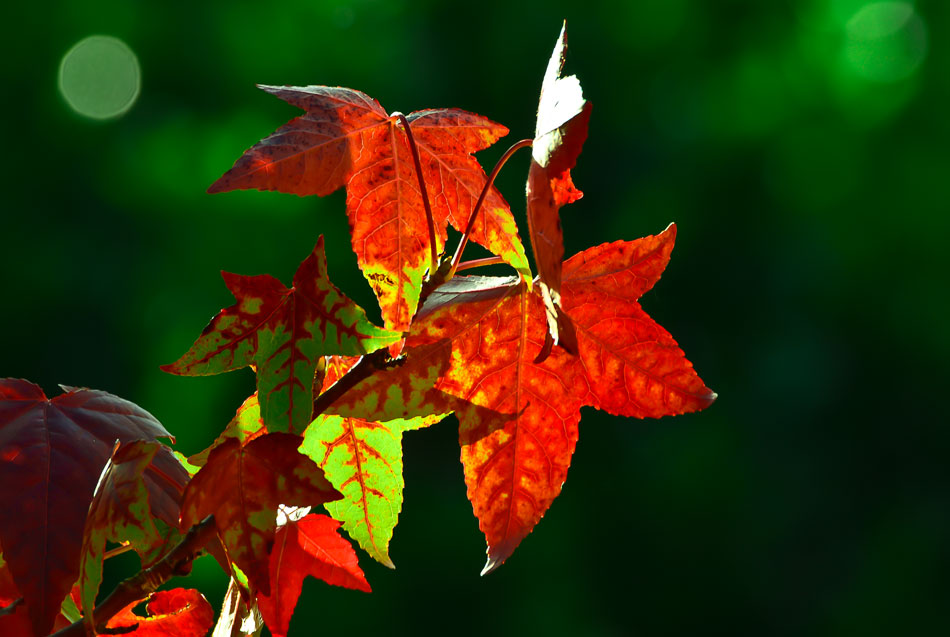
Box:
3;0;948;634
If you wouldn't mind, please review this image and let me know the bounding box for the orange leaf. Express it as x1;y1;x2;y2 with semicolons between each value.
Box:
325;225;715;572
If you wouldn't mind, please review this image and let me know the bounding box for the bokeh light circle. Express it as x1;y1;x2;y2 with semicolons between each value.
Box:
59;35;140;120
843;2;928;83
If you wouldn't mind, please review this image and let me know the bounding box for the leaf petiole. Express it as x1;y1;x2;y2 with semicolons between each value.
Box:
454;256;508;273
393;112;439;277
450;138;533;277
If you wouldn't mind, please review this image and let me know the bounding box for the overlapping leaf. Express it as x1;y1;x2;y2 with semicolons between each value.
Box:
257;513;369;637
179;433;342;595
208;85;531;334
188;393;267;468
525;22;592;355
104;588;213;636
324;225;715;572
0;380;189;636
162;237;399;434
78;440;170;635
300;356;448;567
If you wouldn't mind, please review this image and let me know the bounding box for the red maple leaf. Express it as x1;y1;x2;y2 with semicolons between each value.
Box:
162;236;399;434
178;433;342;596
0;380;188;636
207;85;531;334
257;512;370;637
103;588;214;636
323;225;715;572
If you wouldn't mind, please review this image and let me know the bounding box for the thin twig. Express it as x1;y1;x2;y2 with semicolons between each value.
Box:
450;139;533;276
393;112;439;276
454;256;507;273
103;543;134;561
51;515;218;637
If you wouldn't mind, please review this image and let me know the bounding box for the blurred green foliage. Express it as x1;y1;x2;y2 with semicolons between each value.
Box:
2;0;948;634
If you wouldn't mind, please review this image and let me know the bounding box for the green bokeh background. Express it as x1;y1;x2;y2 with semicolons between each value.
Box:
3;0;948;634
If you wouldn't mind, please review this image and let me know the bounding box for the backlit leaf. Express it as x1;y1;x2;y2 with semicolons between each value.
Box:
162;237;399;434
325;225;715;572
300;356;448;567
78;440;167;635
104;588;213;636
526;21;592;354
257;513;369;637
179;433;342;595
208;85;531;333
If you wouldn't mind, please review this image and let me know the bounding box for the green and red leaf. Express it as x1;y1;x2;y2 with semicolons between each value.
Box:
325;225;715;572
104;588;214;636
179;433;342;596
162;236;399;434
0;381;188;637
78;440;169;634
187;393;267;468
207;85;530;334
300;356;448;567
257;513;369;637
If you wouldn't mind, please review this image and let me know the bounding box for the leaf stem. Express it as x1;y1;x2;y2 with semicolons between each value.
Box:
454;256;507;273
393;112;439;276
51;515;218;637
103;543;134;561
450;138;533;276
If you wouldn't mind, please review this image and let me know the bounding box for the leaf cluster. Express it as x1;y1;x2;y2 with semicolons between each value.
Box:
0;22;713;636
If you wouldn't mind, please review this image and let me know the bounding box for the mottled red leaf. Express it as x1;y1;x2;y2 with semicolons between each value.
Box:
179;433;342;596
187;393;267;468
104;588;213;636
162;236;399;434
257;513;369;637
0;380;188;636
208;85;530;334
325;225;715;572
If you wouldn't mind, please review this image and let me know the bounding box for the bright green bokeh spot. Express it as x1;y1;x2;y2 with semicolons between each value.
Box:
59;35;140;119
842;2;927;82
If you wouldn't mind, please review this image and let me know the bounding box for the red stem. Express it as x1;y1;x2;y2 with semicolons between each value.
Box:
394;112;439;275
450;138;533;275
454;256;507;273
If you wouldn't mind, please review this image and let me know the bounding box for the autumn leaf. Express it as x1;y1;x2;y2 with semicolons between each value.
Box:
299;356;449;567
208;85;531;334
187;393;267;468
257;513;369;637
0;380;189;637
78;440;171;635
525;21;592;356
104;588;213;636
162;236;399;434
179;433;342;596
324;225;715;572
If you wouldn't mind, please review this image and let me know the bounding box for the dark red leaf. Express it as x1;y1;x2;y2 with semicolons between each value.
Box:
179;433;342;596
0;380;188;637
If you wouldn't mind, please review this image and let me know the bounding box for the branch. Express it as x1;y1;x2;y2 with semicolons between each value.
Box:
311;349;400;420
51;515;218;637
